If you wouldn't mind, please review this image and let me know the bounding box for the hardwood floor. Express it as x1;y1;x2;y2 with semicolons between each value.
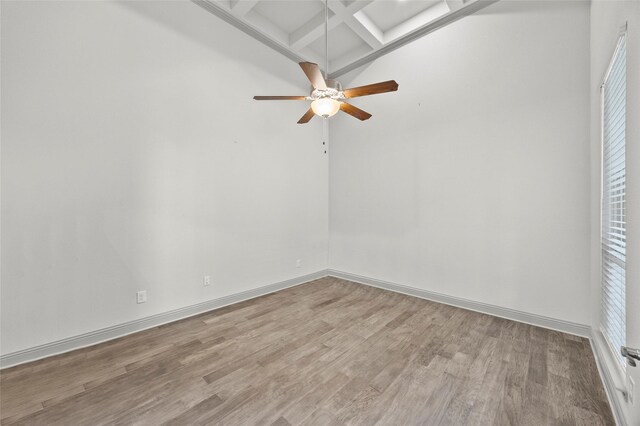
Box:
0;277;614;425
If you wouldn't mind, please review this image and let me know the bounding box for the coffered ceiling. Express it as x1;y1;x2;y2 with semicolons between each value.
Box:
194;0;497;78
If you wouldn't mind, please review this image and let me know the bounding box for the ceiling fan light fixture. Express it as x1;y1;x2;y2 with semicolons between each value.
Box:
311;98;341;118
252;0;397;124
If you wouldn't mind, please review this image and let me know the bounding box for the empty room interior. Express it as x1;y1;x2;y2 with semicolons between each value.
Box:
1;0;640;424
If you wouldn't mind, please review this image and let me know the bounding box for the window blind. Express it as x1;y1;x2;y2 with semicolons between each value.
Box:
601;34;626;365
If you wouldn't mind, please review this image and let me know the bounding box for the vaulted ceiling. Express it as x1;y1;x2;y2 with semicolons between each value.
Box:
194;0;497;78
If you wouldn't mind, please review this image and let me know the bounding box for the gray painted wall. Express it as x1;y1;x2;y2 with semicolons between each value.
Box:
1;1;329;355
329;1;591;325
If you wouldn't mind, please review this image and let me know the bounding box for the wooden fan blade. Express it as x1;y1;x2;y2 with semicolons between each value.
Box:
343;80;398;98
253;96;307;100
299;62;327;91
297;108;315;124
340;102;372;121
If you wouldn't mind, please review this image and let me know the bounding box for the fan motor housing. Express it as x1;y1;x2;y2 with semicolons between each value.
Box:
310;79;344;100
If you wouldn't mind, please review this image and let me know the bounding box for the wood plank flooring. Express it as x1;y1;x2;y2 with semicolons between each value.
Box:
0;277;614;425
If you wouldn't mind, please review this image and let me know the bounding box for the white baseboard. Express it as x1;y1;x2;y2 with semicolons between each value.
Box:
327;269;592;338
2;267;621;423
590;329;627;426
0;270;329;369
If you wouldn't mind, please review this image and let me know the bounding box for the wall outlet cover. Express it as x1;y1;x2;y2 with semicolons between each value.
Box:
204;275;211;286
136;290;147;304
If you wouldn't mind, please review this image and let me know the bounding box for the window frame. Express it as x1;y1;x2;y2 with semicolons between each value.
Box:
599;29;627;370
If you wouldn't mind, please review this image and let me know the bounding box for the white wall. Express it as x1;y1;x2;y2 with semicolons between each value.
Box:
0;1;328;356
590;1;640;424
329;1;591;325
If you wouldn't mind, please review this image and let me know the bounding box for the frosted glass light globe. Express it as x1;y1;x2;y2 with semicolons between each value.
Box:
311;98;340;118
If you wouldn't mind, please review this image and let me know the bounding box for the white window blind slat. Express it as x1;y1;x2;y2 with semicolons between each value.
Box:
605;95;625;117
605;59;626;96
601;34;626;366
606;148;625;165
604;140;625;161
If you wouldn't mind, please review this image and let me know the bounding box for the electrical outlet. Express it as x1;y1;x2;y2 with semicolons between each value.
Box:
296;259;302;268
204;275;211;286
629;376;635;405
136;290;147;304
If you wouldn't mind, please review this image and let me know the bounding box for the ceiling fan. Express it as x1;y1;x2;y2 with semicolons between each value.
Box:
253;1;398;124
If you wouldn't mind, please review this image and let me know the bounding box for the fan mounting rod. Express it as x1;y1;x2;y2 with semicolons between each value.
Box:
324;0;329;78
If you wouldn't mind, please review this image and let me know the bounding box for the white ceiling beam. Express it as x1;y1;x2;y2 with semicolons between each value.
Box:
230;0;260;17
383;1;450;43
326;0;382;49
353;11;383;46
289;11;342;51
290;0;374;51
349;12;383;48
343;16;382;49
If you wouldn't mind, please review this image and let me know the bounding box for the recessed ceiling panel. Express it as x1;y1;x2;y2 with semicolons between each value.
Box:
307;23;368;64
195;0;496;77
361;0;443;33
